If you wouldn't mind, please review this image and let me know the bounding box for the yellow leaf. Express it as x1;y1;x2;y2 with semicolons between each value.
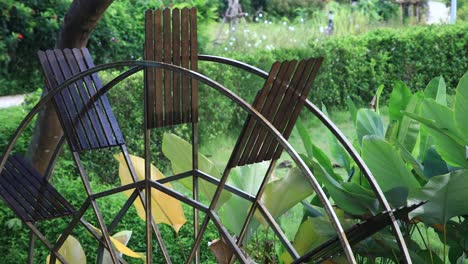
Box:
101;230;136;264
90;225;145;259
114;153;187;233
46;235;86;264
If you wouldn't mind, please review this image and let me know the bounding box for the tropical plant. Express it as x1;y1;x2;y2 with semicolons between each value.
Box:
145;72;468;263
45;229;144;263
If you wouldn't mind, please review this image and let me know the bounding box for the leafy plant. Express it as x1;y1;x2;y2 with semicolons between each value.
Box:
286;72;468;262
115;153;187;233
45;229;144;264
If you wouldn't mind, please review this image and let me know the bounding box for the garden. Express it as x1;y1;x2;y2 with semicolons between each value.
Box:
0;0;468;263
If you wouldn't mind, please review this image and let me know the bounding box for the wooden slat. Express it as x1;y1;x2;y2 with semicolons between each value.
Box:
163;8;173;126
144;8;198;128
145;10;156;128
39;48;126;151
180;7;190;123
0;156;75;222
11;156;74;214
154;9;164;127
273;58;323;159
54;49;97;150
228;58;323;168
37;51;80;151
229;62;281;167
64;49;108;149
1;166;45;220
254;60;298;162
0;176;31;221
4;161;53;219
81;48;125;146
239;61;294;165
259;59;310;161
190;8;198;122
172;9;181;124
45;50;90;151
72;48;114;147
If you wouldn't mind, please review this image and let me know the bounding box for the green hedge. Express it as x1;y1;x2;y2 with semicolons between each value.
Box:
310;23;468;106
207;23;468;109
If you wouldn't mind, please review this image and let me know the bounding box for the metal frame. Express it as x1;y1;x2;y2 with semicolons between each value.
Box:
0;59;412;263
199;55;413;262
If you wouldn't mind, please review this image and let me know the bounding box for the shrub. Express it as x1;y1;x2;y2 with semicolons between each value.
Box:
0;0;69;95
204;23;468;110
0;0;218;96
309;23;468;106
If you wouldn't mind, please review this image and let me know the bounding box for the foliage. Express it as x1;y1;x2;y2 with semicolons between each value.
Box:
46;235;86;264
286;73;468;262
0;0;219;96
45;230;143;263
115;153;187;233
267;0;325;19
309;23;468;107
0;0;70;95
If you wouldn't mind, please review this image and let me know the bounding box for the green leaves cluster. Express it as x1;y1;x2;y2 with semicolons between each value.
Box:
284;72;468;263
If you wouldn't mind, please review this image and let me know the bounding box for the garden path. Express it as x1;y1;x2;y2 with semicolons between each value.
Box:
0;94;25;109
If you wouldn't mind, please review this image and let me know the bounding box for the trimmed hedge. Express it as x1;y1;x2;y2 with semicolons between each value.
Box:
208;23;468;109
310;23;468;106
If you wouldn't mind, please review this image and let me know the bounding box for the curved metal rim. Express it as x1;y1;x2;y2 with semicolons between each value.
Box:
197;55;410;261
0;60;356;262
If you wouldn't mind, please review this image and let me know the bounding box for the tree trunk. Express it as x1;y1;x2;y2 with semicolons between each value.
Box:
26;0;113;174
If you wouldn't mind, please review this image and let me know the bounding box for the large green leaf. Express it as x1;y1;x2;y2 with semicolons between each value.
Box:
409;169;468;224
220;163;266;234
295;118;314;159
320;104;352;173
361;136;420;192
454;72;468;143
422;146;449;179
162;133;230;206
421;99;460;140
396;141;425;180
306;157;377;215
403;109;468;168
389;81;412;122
397;92;423;152
374;84;384;114
424;76;447;106
280;210;353;264
428;127;468;168
346;96;358;125
262;168;315;220
356;109;384;146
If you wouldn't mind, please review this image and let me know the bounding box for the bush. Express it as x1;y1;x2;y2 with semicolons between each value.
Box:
0;0;222;96
309;23;468;106
203;23;468;110
0;0;69;95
